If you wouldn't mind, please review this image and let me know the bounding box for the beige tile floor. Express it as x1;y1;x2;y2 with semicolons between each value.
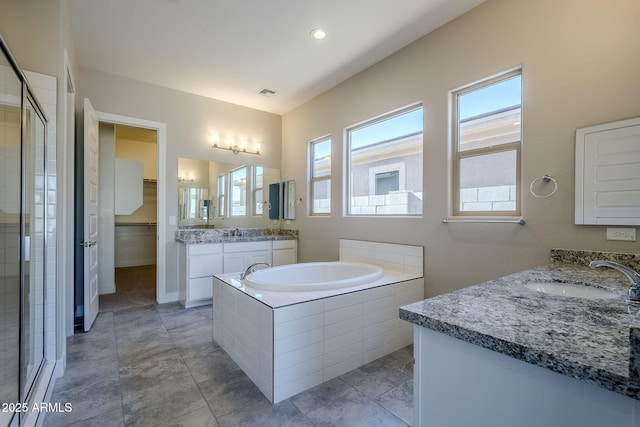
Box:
45;266;414;426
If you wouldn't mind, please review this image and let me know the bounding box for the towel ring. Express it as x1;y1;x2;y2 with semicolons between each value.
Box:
529;175;558;198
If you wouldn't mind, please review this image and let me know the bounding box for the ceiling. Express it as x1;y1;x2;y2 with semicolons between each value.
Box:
67;0;485;115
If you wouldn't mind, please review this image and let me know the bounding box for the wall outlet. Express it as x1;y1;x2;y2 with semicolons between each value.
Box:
606;227;636;241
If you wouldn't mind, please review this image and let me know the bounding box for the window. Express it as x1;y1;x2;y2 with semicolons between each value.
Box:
217;174;226;217
346;105;423;216
253;166;264;216
229;166;247;216
375;170;399;195
309;137;331;215
452;69;522;216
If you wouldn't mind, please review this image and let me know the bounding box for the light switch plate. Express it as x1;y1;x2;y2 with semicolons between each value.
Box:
606;227;636;241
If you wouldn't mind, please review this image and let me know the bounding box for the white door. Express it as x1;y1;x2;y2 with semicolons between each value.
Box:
83;98;100;331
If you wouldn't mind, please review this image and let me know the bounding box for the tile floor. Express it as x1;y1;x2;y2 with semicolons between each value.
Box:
44;268;414;427
98;265;157;312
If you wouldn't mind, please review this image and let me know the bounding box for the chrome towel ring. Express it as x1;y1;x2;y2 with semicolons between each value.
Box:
529;175;558;198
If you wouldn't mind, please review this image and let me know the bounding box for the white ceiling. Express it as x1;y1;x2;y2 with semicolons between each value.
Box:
67;0;485;115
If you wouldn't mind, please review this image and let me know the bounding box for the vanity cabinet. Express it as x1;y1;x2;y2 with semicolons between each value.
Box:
223;241;272;273
178;239;297;308
178;243;223;308
272;239;297;266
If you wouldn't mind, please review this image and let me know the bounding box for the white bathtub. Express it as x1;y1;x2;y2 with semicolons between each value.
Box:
244;261;384;291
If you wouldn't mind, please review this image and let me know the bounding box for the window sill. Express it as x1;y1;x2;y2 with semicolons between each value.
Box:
441;217;525;225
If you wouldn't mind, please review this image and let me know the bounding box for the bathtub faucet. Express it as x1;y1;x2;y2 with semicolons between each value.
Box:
240;262;271;280
589;260;640;301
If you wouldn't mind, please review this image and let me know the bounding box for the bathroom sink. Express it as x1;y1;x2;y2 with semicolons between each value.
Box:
523;282;618;300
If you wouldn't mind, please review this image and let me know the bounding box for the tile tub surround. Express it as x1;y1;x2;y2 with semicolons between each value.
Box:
175;227;298;244
213;240;424;403
400;250;640;401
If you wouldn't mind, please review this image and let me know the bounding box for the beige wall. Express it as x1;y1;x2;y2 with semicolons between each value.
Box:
78;68;282;294
282;0;640;297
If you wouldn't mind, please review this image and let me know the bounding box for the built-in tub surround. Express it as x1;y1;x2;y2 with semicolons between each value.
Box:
213;239;424;403
401;249;640;426
175;227;298;244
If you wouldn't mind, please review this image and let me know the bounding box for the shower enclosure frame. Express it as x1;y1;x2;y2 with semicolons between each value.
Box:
0;33;49;427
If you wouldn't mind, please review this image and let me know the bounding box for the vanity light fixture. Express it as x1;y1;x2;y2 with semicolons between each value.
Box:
212;135;261;155
178;176;194;183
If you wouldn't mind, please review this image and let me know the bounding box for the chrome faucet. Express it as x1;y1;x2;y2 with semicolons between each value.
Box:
589;260;640;301
240;262;271;280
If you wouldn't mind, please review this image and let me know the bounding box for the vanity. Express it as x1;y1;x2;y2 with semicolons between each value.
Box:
176;156;299;307
401;249;640;427
176;228;297;308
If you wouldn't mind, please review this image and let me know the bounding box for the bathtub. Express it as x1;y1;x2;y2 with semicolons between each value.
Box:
213;239;425;403
244;261;384;291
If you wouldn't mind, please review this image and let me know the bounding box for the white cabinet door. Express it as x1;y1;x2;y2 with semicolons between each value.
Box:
190;253;223;277
272;240;296;266
576;118;640;225
224;250;272;273
224;252;247;274
247;250;271;266
273;249;296;266
189;277;213;301
180;243;223;308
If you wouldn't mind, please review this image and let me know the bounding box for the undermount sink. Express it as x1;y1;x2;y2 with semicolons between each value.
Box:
523;282;618;300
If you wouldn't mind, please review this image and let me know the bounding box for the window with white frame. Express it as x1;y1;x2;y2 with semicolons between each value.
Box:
452;69;522;216
253;166;264;216
346;105;423;216
217;174;226;217
309;137;331;215
229;166;247;216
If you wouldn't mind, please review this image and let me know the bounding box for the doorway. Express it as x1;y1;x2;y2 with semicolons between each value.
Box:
74;108;167;331
100;124;158;312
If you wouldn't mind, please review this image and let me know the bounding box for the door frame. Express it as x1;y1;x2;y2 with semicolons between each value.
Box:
95;111;168;303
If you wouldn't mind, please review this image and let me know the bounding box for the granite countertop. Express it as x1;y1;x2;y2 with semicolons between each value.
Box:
175;228;298;244
400;257;640;400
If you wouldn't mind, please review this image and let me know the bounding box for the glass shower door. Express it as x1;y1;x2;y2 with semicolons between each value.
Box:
0;48;23;427
20;92;46;410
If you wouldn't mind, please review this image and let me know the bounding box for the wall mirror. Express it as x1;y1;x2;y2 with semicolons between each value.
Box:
178;157;281;228
179;187;209;223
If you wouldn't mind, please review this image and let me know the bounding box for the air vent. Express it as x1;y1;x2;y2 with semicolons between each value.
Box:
258;88;276;97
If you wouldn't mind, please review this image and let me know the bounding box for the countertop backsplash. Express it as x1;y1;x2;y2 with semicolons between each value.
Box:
551;248;640;271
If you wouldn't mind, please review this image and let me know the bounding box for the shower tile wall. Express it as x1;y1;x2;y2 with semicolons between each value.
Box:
25;70;58;364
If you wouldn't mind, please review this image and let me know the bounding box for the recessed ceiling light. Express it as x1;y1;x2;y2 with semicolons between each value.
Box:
310;28;326;40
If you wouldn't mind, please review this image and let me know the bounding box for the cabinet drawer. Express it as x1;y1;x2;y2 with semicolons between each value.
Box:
189;276;213;300
273;248;296;266
224;241;271;253
189;254;223;278
188;243;223;256
272;239;296;250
